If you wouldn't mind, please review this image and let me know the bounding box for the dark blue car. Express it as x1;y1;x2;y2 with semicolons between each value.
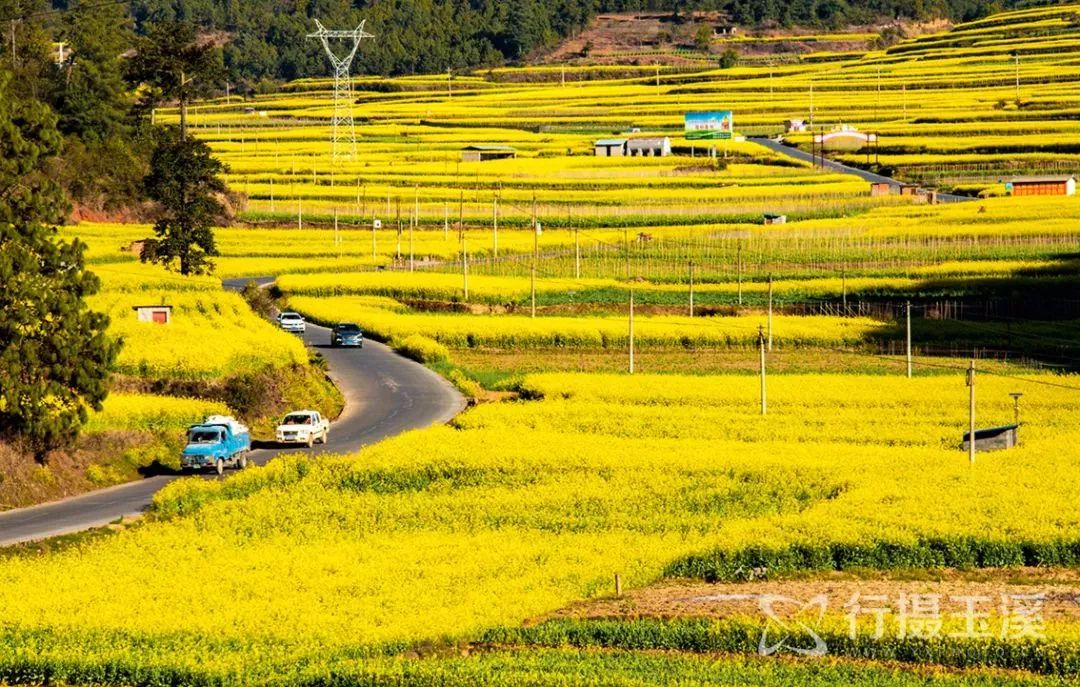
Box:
331;322;364;348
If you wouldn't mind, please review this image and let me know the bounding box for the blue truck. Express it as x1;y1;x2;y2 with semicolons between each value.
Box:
180;415;252;475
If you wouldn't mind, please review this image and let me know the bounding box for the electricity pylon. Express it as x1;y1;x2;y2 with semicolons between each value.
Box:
307;19;374;161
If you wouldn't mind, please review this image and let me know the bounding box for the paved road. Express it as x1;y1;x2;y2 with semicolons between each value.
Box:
0;279;465;546
751;137;972;203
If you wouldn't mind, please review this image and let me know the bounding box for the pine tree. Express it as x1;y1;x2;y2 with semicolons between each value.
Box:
0;71;119;458
141;129;227;276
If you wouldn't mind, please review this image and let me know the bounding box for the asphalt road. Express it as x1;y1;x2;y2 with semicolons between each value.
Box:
0;281;465;546
751;137;972;203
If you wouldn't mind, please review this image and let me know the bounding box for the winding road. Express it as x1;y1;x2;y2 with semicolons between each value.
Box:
0;279;465;547
751;137;972;203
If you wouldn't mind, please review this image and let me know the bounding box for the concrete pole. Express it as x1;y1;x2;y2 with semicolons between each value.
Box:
462;238;469;301
493;194;499;257
758;325;767;415
906;301;913;378
628;289;635;374
269;177;275;213
688;261;695;317
737;243;743;306
767;273;774;352
371;216;377;260
967;359;976;465
574;226;581;280
531;266;537;319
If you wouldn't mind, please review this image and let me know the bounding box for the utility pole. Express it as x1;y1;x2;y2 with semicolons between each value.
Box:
458;190;464;243
967;359;976;465
409;210;415;271
906;301;913;378
179;70;194;140
462;237;469;301
758;325;767;415
809;80;814;128
688;261;695;317
767;273;774;352
737;243;743;305
371;216;378;259
628;289;635;375
841;268;847;312
1014;52;1020;101
492;193;499;257
574;225;581;280
1008;391;1023;424
531;192;539;263
269;178;275;212
395;197;402;261
531;266;537;319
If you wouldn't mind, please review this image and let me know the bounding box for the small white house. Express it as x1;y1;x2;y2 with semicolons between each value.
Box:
594;138;628;157
133;305;172;325
627;137;672;157
784;119;807;133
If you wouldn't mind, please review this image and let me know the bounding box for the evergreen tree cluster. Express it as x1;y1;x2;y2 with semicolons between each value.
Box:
122;0;1023;88
128;0;595;86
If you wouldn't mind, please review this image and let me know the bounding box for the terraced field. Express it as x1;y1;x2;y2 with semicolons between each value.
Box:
6;4;1080;686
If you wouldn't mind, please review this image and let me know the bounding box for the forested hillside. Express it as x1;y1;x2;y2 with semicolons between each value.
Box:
129;0;594;85
126;0;1042;86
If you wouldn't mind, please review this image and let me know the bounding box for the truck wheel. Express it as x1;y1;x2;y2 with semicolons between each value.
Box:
306;434;314;448
239;453;248;470
317;430;327;445
216;458;225;476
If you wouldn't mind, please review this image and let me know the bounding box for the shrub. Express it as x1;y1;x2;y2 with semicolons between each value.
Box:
392;334;450;364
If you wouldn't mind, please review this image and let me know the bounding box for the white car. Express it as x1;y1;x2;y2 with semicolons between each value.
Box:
278;311;306;334
275;410;329;447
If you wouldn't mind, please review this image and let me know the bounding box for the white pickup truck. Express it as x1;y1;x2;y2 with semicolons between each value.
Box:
275;410;329;447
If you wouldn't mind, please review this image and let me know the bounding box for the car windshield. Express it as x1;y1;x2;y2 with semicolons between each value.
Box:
336;324;361;333
282;414;312;425
281;314;302;321
189;430;221;444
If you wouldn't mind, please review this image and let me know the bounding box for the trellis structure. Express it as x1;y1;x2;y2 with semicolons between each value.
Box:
307;19;374;161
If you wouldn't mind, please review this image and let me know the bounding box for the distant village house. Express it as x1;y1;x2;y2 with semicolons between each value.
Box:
626;137;671;157
1008;175;1076;196
461;145;517;162
594;138;628;157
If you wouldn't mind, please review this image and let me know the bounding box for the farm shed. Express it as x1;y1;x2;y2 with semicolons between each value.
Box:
869;181;892;197
961;424;1019;453
898;184;920;197
627;137;672;157
132;305;172;325
1007;175;1076;197
763;213;787;225
784;119;807;133
594;138;628;157
461;145;517;162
